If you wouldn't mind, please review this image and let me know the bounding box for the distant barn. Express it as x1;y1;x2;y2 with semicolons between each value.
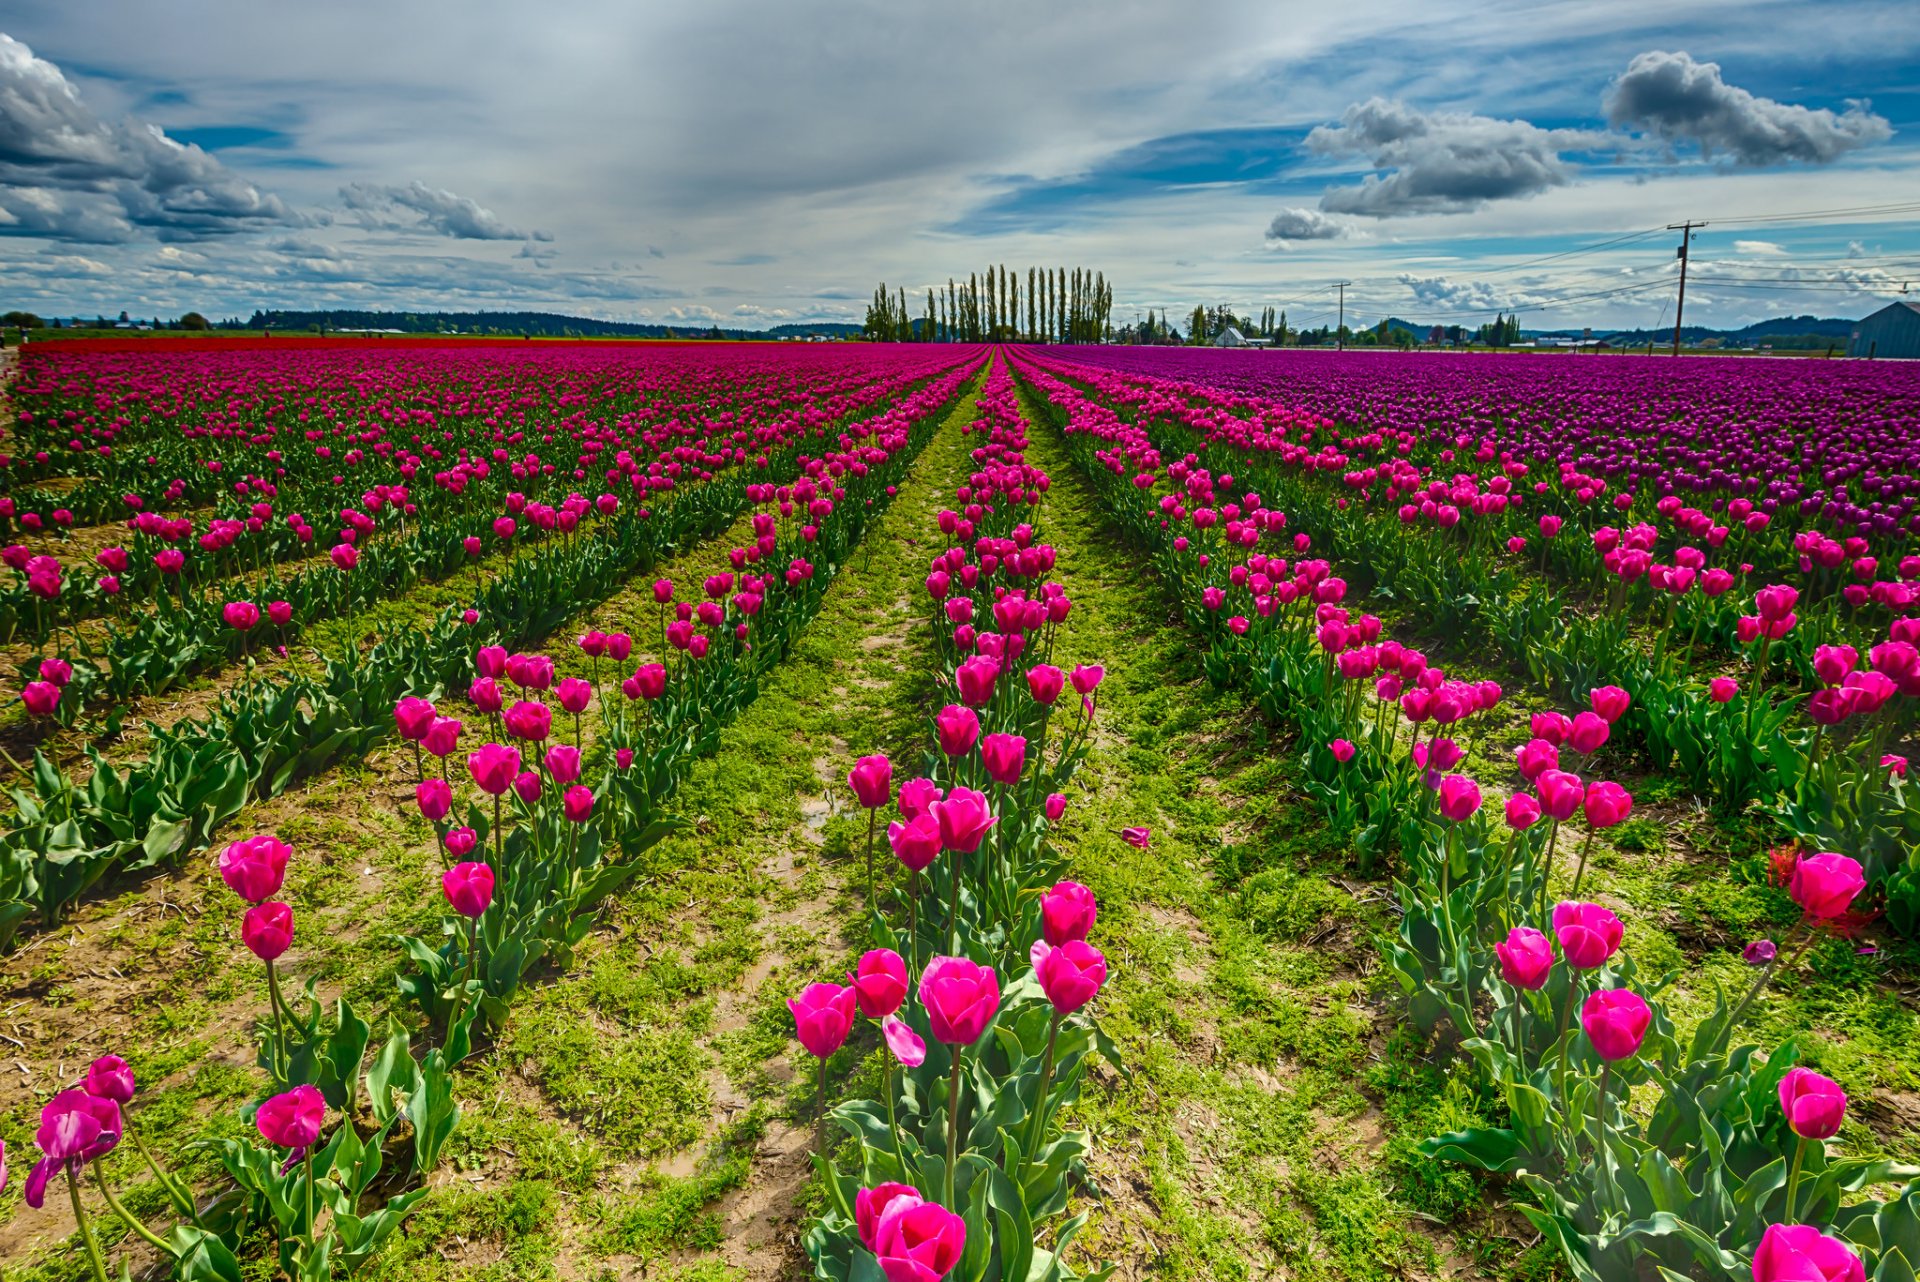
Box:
1848;301;1920;359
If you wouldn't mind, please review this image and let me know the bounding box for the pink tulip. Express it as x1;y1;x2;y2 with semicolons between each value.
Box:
475;645;508;678
872;1198;966;1282
394;695;436;742
545;744;583;785
788;981;856;1059
848;949;909;1019
256;1084;325;1152
1040;881;1098;946
1496;927;1553;990
1531;711;1571;745
76;1061;133;1118
980;734;1027;785
20;681;58;717
1751;1223;1864;1282
919;955;1000;1045
856;1182;923;1253
1044;793;1067;821
445;827;478;858
1069;664;1104;695
556;677;593;714
513;771;543;805
1589;685;1630;724
1437;774;1481;822
848;754;894;808
1581;988;1651;1061
1505;793;1542;830
1119;826;1151;848
1515;738;1558;780
417;778;453;822
242;901;294;961
38;657;72;687
1582;781;1633;828
469;676;504;713
1709;677;1740;703
1328;738;1356;763
504;699;552;742
931;788;996;854
1885;754;1909;779
934;704;980;757
223;600;261;631
1567;711;1610;754
628;663;667;700
1553;901;1624;969
1027;664;1065;705
443;862;495;917
888;814;943;872
1789;853;1865;921
898;777;943;821
219;834;292;903
1778;1066;1847;1140
267;600;293;626
467;743;520;795
562;785;593;823
22;1089;121;1207
423;717;462;757
1537;770;1586;822
1037;939;1107;1013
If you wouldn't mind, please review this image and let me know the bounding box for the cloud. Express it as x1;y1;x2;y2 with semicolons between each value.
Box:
0;33;305;242
1264;207;1348;242
1306;98;1588;218
1733;239;1786;256
338;180;551;241
1605;51;1891;165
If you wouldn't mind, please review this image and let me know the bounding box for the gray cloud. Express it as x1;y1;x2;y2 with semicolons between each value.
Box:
1307;98;1586;218
1605;50;1890;165
0;33;304;242
338;179;551;241
1264;207;1348;242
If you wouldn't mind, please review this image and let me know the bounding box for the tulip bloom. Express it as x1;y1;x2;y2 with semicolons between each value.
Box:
1505;793;1542;830
504;699;552;742
562;785;593;823
848;754;893;808
394;696;436;742
920;955;999;1046
1709;676;1740;703
1553;901;1624;970
20;681;58;717
1040;880;1098;946
934;704;980;757
1589;686;1630;724
256;1084;325;1154
789;982;856;1059
83;1056;136;1105
1581;988;1651;1061
856;1182;923;1253
444;862;495;918
242;901;294;961
980;733;1027;785
955;655;999;706
468;743;520;795
417;778;453;823
1567;711;1610;754
1026;663;1065;705
219;834;293;903
23;1089;122;1208
1437;774;1481;822
1328;738;1356;763
1582;781;1632;828
545;744;583;785
1789;852;1866;921
1036;939;1107;1014
1751;1224;1863;1282
849;949;909;1019
881;1014;926;1069
1778;1067;1847;1141
1120;826;1151;848
931;788;996;854
871;1199;966;1282
888;814;943;871
1536;770;1586;822
1495;927;1553;990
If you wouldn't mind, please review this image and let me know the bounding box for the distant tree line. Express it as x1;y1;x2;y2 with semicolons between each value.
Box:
863;266;1115;342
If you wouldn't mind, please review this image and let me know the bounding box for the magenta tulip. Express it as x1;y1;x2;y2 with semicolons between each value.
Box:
562;785;593;823
872;1199;966;1282
443;862;495;918
1040;880;1098;946
934;704;980;757
1581;988;1652;1061
1026;664;1064;705
1505;793;1542;830
1037;940;1107;1014
1778;1067;1847;1140
882;1014;926;1068
1567;711;1610;754
467;743;520;795
931;788;996;854
1789;853;1866;921
256;1084;325;1152
1751;1224;1864;1282
1552;901;1624;969
1537;770;1586;822
849;949;909;1019
394;695;436;742
980;733;1027;785
242;901;294;961
1496;927;1553;990
417;778;453;822
218;833;292;903
1589;686;1631;724
1582;781;1633;828
888;814;943;871
919;955;1000;1045
848;754;894;808
856;1182;923;1253
83;1056;136;1105
788;981;856;1059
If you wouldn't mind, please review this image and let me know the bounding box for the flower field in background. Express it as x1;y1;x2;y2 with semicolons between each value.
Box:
1;340;1917;1282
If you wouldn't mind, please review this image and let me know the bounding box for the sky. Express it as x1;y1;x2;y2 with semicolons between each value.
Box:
3;0;1919;333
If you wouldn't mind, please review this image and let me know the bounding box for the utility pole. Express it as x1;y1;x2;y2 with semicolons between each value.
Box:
1333;282;1352;350
1667;220;1705;357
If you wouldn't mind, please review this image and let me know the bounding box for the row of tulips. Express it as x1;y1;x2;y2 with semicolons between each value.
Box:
0;353;983;951
798;361;1121;1282
1013;348;1920;1282
1015;348;1918;928
0;356;986;1282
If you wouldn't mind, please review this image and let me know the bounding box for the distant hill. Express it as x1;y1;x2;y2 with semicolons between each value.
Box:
1526;314;1857;349
239;309;861;340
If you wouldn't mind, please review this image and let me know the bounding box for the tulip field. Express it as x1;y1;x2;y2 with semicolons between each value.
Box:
0;339;1917;1282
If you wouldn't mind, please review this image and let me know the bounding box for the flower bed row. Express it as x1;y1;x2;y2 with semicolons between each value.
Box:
1013;346;1920;1282
789;360;1121;1282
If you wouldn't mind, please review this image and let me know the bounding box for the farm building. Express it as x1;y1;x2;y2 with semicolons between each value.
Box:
1848;300;1920;359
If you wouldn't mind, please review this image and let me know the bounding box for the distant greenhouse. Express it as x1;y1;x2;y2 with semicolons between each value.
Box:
1848;301;1920;359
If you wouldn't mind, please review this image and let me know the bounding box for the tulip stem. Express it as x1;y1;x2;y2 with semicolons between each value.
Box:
1785;1134;1808;1224
947;852;963;957
93;1162;171;1252
815;1057;828;1157
1537;820;1560;923
1568;829;1597;900
1015;1012;1062;1180
1554;977;1580;1100
68;1167;109;1282
265;958;291;1082
1593;1063;1615;1220
945;1049;966;1209
304;1146;317;1248
864;809;878;917
906;870;919;985
126;1112;197;1223
886;1063;909;1180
